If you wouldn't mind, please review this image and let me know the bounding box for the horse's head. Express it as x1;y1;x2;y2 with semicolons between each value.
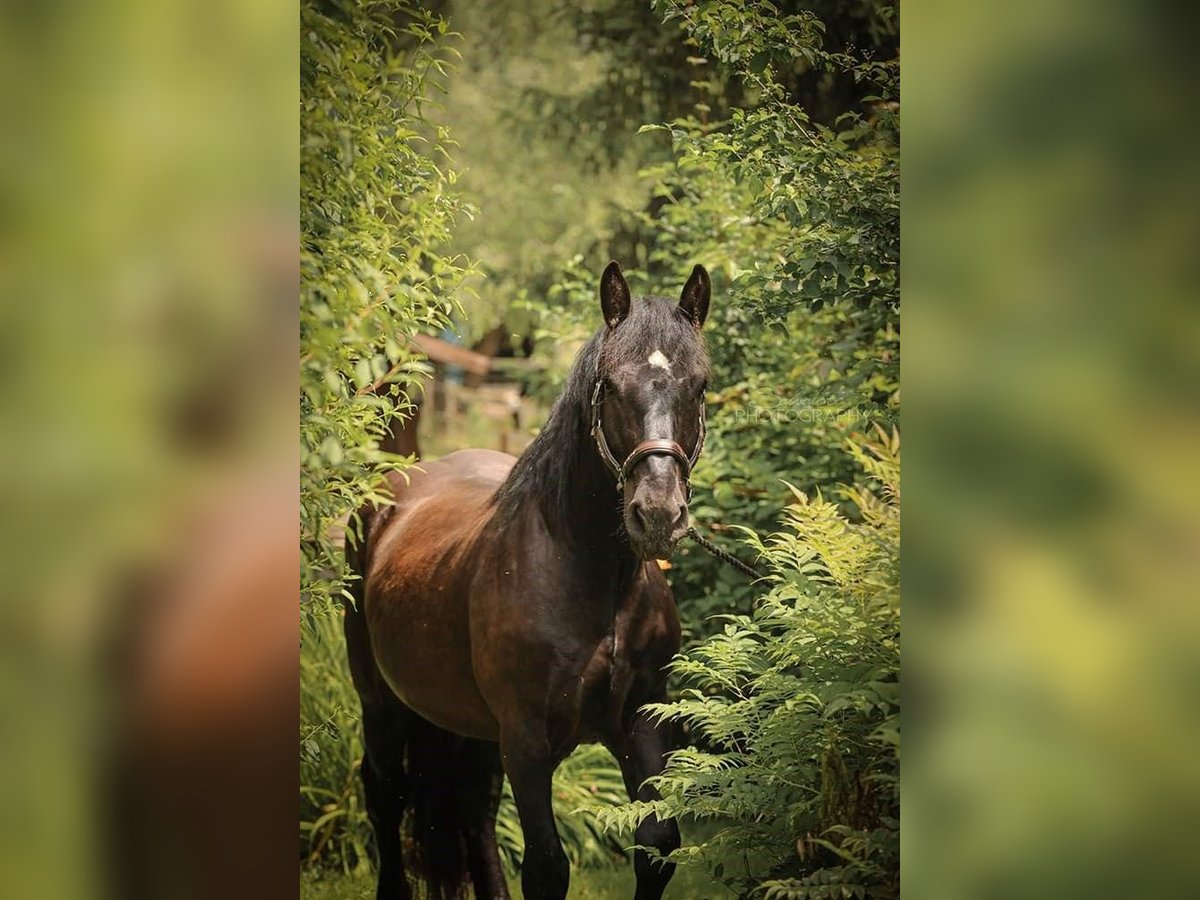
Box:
592;261;712;561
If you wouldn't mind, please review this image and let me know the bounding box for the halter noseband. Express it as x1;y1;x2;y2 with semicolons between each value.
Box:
589;378;705;494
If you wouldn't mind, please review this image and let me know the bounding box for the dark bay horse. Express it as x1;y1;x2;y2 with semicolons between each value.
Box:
345;262;712;900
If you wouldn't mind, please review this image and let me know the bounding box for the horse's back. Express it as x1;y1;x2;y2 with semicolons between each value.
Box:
366;448;514;565
388;448;515;505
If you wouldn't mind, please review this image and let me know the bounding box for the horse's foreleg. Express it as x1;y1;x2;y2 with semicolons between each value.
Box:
499;729;568;900
610;710;681;900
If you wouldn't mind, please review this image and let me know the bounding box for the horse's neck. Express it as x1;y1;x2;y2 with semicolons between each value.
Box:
490;389;642;591
548;414;641;586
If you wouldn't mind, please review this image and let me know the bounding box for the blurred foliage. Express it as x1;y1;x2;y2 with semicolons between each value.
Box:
904;1;1200;897
300;0;474;613
593;430;899;899
430;0;675;341
0;0;298;896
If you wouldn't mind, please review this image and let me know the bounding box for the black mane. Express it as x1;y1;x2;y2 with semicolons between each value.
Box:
491;296;705;532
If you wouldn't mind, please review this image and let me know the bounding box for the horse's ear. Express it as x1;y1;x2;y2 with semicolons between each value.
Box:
679;264;711;327
600;260;631;328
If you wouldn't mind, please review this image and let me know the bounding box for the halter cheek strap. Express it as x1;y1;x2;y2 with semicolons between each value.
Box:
590;379;706;494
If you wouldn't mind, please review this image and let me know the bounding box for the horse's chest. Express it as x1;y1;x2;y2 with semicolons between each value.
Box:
569;636;624;736
571;619;670;742
578;632;630;698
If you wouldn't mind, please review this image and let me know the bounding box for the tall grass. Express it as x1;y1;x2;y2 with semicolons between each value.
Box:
301;612;370;872
300;610;629;875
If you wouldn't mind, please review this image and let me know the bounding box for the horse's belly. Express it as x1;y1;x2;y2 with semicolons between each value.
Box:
378;648;499;741
367;573;500;740
364;471;506;743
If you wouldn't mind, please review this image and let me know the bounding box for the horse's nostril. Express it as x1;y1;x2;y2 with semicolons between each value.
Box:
631;501;649;531
674;505;688;530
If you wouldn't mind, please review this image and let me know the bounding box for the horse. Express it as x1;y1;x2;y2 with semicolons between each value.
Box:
345;261;712;900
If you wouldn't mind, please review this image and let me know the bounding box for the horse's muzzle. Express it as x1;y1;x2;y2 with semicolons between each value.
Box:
626;495;688;560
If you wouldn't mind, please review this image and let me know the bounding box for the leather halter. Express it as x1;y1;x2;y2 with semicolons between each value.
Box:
589;378;705;494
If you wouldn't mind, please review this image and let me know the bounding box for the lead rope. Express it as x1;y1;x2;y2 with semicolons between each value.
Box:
685;525;765;580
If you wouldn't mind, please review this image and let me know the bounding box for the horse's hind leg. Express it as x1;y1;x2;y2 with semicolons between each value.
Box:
361;701;413;900
457;739;510;900
346;587;413;897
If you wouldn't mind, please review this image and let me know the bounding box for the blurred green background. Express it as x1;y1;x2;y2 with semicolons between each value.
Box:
1;0;298;897
904;0;1200;897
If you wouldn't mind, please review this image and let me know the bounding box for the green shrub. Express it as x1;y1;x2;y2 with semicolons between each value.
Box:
594;429;900;899
641;0;900;642
300;0;473;614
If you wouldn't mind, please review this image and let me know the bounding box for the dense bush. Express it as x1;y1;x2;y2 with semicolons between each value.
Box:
525;0;900;641
634;0;898;642
300;0;472;613
594;429;900;898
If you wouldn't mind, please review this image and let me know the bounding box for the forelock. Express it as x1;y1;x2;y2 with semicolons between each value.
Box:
598;296;707;374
